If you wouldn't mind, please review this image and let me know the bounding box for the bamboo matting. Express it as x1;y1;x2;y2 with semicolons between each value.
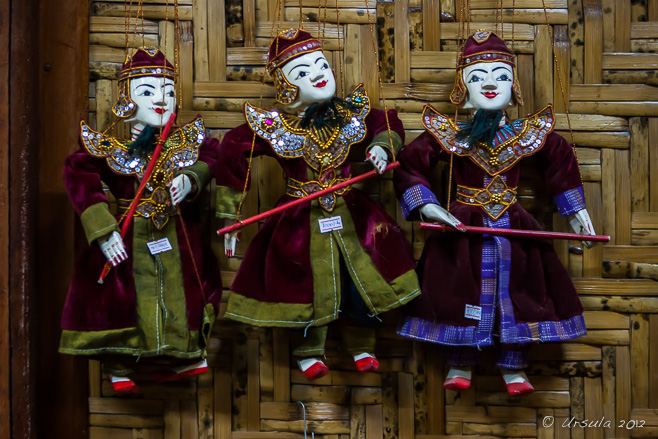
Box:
86;1;658;438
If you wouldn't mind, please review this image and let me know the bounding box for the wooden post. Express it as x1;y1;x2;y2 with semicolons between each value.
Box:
34;0;90;439
0;0;9;436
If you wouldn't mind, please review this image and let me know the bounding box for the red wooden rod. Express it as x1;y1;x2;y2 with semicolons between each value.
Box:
217;161;401;235
420;222;611;242
98;113;178;284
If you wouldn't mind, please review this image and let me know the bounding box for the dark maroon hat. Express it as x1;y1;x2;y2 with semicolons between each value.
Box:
458;30;515;68
266;28;323;73
118;47;175;81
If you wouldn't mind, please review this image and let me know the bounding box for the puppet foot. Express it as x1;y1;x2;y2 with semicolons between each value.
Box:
298;358;329;380
501;369;534;396
353;353;380;372
110;375;139;394
153;358;209;382
443;366;472;391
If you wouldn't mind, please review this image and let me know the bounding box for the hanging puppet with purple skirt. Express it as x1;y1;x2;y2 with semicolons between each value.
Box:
216;29;420;380
394;30;597;396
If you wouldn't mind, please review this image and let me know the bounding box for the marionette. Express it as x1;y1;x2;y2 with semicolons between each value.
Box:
215;28;420;380
60;47;222;394
394;30;597;396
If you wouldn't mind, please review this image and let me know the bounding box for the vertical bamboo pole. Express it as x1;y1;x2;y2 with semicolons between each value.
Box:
394;0;410;83
616;346;631;439
583;0;603;84
423;0;442;51
630;118;649;214
193;0;210;81
208;0;227;81
615;150;631;245
534;25;553;113
614;0;631;52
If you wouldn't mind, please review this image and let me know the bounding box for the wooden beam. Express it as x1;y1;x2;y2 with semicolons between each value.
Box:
0;0;8;436
10;0;41;427
35;1;90;439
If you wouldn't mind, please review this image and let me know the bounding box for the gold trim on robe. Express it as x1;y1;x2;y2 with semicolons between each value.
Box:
422;104;556;176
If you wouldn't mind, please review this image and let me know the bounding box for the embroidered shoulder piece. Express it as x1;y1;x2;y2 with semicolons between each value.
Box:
79;117;206;179
422;104;556;176
244;84;370;171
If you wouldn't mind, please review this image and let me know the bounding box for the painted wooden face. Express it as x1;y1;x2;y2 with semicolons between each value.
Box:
463;61;514;111
282;51;336;107
128;76;176;127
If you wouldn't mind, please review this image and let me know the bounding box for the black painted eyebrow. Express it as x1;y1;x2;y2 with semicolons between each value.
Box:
136;84;156;89
467;69;488;76
493;66;512;73
314;55;327;64
288;63;310;74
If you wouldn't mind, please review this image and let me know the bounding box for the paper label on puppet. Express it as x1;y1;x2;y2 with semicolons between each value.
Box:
319;216;344;233
147;238;173;255
464;304;482;321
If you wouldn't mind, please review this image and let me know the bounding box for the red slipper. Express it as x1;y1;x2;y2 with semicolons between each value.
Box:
354;356;380;372
505;380;535;396
443;376;471;391
110;376;139;394
299;360;329;380
153;358;208;382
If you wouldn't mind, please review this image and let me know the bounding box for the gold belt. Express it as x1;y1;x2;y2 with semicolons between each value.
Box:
456;175;517;220
286;175;351;213
117;186;177;230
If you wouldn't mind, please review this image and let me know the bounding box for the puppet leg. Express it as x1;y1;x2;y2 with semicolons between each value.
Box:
443;346;478;391
293;326;330;380
153;358;209;382
337;255;380;372
103;358;139;394
497;347;534;396
339;326;379;372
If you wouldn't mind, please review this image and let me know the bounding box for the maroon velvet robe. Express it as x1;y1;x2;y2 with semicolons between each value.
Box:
216;106;420;328
394;106;586;347
60;127;222;358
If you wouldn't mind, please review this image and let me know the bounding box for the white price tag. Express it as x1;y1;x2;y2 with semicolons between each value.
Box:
464;304;482;321
147;237;173;255
318;216;344;233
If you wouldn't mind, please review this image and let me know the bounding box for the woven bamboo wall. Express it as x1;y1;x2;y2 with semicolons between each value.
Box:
85;1;658;438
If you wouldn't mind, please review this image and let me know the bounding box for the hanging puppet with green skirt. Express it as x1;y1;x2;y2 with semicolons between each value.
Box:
216;28;420;380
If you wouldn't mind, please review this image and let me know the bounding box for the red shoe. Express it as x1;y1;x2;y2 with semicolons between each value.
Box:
110;375;139;394
443;376;471;391
298;359;329;380
505;380;535;396
153;358;208;382
354;354;380;372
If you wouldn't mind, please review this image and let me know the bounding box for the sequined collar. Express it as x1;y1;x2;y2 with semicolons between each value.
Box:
423;104;555;175
79;117;205;179
244;84;370;172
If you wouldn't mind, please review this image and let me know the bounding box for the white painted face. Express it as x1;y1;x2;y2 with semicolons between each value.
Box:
463;61;514;111
127;76;176;127
282;51;336;108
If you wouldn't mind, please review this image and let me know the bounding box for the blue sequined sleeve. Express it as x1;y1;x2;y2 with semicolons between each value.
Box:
400;184;439;220
554;186;586;216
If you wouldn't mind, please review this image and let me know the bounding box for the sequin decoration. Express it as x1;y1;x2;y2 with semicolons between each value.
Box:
244;83;371;172
422;104;556;176
81;117;206;229
79;117;205;179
